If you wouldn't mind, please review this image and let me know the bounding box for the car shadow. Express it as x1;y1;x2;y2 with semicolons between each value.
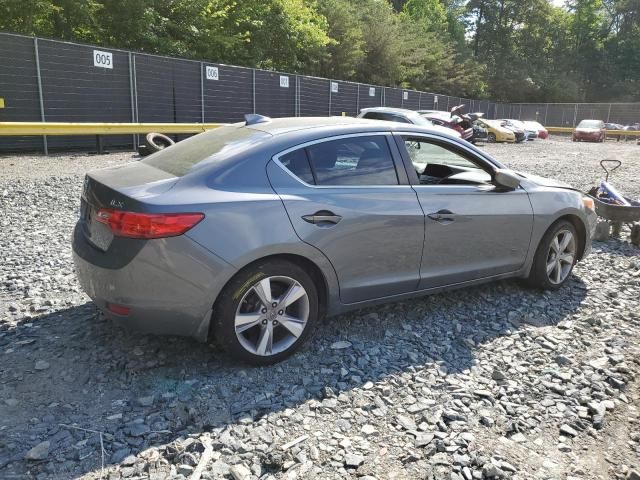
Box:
0;276;587;478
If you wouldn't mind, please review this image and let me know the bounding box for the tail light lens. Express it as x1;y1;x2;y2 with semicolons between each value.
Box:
96;209;204;239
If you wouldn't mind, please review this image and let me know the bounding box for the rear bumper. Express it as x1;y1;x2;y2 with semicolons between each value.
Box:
573;132;602;141
72;223;234;341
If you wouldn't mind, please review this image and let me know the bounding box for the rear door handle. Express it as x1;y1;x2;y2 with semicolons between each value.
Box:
302;211;342;226
427;209;456;223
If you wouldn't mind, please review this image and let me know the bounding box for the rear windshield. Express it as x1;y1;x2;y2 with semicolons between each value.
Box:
578;120;603;128
142;126;268;177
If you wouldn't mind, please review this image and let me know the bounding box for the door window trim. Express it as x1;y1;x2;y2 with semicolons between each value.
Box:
272;132;410;188
393;132;503;187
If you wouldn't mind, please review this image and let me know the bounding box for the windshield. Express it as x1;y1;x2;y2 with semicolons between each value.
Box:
577;120;603;129
142;126;268;176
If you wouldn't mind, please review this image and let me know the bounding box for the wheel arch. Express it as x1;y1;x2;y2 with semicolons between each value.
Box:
211;253;331;329
542;214;587;261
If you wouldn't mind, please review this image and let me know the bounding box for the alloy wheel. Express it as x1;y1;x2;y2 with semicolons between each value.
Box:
546;229;576;285
234;276;310;356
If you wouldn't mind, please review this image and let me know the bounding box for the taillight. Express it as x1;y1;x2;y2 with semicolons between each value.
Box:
96;209;204;239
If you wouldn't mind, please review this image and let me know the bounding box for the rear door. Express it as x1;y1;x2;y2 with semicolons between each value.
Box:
267;133;424;304
396;133;534;289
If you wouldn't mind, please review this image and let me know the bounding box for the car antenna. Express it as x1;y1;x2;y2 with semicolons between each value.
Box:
244;113;271;125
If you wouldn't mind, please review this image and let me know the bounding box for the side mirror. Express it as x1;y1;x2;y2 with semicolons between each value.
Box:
493;169;521;190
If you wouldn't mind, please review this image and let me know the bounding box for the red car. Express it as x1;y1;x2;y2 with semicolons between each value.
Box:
419;107;473;142
573;119;606;143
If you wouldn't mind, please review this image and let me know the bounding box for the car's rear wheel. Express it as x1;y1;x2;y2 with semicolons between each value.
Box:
488;133;496;143
527;220;578;290
212;259;319;365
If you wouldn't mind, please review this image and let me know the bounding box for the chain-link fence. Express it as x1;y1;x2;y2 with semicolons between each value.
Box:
0;33;507;153
1;32;637;153
506;103;640;127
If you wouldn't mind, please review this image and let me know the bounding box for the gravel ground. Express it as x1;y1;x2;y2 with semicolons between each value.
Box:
1;138;639;480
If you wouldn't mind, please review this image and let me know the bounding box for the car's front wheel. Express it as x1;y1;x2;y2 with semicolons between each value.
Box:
527;220;578;290
212;259;319;365
488;133;496;143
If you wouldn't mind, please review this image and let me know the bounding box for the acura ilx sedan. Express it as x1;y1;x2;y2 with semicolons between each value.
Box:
73;115;597;364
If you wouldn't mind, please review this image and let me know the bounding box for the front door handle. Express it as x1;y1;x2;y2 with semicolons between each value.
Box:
302;211;342;226
427;209;456;224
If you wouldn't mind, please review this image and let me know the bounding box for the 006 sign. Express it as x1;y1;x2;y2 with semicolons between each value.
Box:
93;50;113;69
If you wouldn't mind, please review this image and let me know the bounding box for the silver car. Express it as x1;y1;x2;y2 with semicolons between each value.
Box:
73;115;597;364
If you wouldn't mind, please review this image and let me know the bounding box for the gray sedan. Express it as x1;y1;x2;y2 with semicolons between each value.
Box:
73;115;597;364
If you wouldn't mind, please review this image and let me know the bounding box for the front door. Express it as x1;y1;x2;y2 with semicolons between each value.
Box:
267;133;424;303
396;134;534;289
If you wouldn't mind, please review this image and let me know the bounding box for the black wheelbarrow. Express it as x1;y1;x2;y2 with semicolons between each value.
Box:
587;160;640;245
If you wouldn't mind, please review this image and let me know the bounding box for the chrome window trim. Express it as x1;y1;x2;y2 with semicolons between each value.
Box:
271;132;410;189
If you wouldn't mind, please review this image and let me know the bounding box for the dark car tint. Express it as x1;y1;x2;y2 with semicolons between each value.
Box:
280;149;315;184
280;136;399;186
142;126;268;177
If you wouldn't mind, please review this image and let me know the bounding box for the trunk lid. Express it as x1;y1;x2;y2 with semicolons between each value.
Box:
80;162;178;251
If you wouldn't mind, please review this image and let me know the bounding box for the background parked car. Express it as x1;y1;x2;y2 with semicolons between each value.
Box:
604;123;624;141
573;119;606;142
357;107;462;139
523;121;549;139
476;119;516;143
497;119;528;143
472;121;489;143
419;111;473;141
499;119;537;141
621;123;640;142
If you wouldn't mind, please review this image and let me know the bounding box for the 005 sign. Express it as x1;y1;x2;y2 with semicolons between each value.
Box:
93;50;113;69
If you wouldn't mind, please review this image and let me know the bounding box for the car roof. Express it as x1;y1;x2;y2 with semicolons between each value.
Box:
358;107;417;115
245;115;456;138
421;111;453;121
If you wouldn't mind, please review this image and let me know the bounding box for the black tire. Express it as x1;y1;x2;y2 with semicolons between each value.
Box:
145;132;175;153
488;133;496;143
527;220;579;290
212;259;319;365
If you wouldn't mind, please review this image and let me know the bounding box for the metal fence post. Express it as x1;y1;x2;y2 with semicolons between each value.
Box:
418;92;422;110
606;103;611;123
200;62;205;123
328;80;332;116
128;52;137;149
572;103;578;127
294;75;299;116
132;54;139;146
252;69;256;114
544;104;549;126
356;84;360;114
33;38;48;155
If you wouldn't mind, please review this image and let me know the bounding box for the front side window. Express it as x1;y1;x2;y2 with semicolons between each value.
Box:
402;137;491;186
278;136;399;186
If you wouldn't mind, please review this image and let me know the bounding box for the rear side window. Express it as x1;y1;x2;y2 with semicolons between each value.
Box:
279;149;314;184
142;126;268;177
278;136;399;186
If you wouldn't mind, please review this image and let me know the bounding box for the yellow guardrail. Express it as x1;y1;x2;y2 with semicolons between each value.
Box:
0;122;227;136
546;126;640;136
